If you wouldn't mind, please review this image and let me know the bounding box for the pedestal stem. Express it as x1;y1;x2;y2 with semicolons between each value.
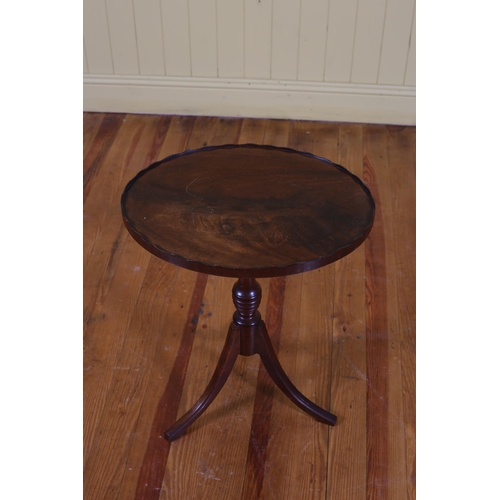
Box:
232;278;262;356
232;277;262;327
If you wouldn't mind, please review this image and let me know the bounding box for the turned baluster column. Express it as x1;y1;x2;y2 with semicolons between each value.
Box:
232;277;262;356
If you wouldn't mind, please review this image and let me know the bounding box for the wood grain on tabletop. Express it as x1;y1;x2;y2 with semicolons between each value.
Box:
121;138;374;277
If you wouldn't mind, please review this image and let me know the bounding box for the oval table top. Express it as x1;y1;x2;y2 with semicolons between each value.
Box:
121;144;375;278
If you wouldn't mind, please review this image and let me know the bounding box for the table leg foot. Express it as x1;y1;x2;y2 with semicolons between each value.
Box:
255;321;337;426
164;324;241;442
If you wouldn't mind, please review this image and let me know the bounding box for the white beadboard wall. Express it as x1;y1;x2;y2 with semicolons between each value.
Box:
83;0;415;125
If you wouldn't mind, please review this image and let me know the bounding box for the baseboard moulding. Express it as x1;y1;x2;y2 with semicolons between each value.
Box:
83;74;415;126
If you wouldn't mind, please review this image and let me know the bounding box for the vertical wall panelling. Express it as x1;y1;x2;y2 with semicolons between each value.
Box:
161;0;191;76
189;0;218;77
83;0;416;124
84;39;89;74
297;0;329;81
324;0;358;83
83;0;113;74
133;0;165;75
244;0;272;79
271;0;301;80
378;0;414;85
351;0;387;84
217;0;244;77
404;7;416;87
106;0;140;75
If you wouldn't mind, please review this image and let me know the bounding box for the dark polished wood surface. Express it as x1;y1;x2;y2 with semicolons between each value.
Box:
121;144;375;278
121;143;375;440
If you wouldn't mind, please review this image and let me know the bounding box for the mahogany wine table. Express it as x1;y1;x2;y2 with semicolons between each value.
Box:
121;144;375;441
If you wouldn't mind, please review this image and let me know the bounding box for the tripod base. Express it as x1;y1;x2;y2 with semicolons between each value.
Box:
165;278;336;441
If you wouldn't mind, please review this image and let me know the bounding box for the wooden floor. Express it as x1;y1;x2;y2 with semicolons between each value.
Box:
83;113;415;500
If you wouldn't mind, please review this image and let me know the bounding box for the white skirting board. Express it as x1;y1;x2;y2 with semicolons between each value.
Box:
83;75;415;125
